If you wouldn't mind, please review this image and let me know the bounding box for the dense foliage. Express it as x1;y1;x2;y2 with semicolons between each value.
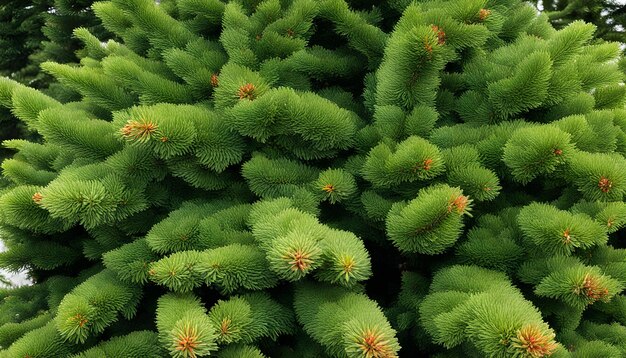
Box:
0;0;626;357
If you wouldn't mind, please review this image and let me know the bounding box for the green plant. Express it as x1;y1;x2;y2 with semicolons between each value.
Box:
0;0;625;357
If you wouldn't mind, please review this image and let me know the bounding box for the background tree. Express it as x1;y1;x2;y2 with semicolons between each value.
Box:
536;0;626;44
0;0;109;169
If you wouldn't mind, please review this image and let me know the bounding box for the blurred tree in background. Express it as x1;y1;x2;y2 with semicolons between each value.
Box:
537;0;626;44
0;0;109;172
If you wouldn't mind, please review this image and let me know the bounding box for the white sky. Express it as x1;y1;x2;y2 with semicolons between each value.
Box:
0;241;31;288
538;0;626;10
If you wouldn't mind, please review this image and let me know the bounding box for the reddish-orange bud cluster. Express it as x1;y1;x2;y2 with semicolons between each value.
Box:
423;158;433;171
32;192;43;204
72;313;88;328
423;39;433;54
220;318;231;336
562;228;571;244
322;184;335;193
210;73;219;87
120;119;158;142
553;148;563;156
284;249;314;272
238;83;256;100
448;195;469;214
412;158;434;172
175;324;200;356
423;25;445;54
511;325;558;358
598;176;613;193
479;8;491;21
357;328;397;358
581;273;610;301
121;123;133;137
431;25;446;45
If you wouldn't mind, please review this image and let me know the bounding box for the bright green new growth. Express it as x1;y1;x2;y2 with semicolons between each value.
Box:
55;270;142;343
0;0;625;356
518;202;608;255
294;283;400;358
314;168;357;204
503;126;574;184
420;265;564;356
249;199;372;286
156;294;218;358
362;136;445;188
71;331;164;358
386;184;471;254
519;256;624;310
208;293;294;344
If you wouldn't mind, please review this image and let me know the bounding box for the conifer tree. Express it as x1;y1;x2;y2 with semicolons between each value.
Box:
0;0;625;357
0;0;50;86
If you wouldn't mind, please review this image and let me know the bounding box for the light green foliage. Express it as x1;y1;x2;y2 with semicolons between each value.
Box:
386;185;471;254
71;331;165;357
38;107;122;160
0;185;72;233
145;201;232;254
55;270;142;343
360;190;393;222
518;203;608;255
456;212;524;272
103;238;158;284
569;151;626;201
249;199;372;287
242;155;319;198
10;86;61;129
41;61;137;111
314;168;357;204
519;256;624;310
488;51;553;118
575;322;626;356
420;265;561;356
1;321;72;357
373;105;438;141
449;164;499;200
294;283;400;358
317;0;387;68
0;0;625;356
229;87;359;159
0;312;51;349
208;293;294;345
156;294;218;358
150;244;279;294
217;344;266;358
362;136;445;188
503;126;574;183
